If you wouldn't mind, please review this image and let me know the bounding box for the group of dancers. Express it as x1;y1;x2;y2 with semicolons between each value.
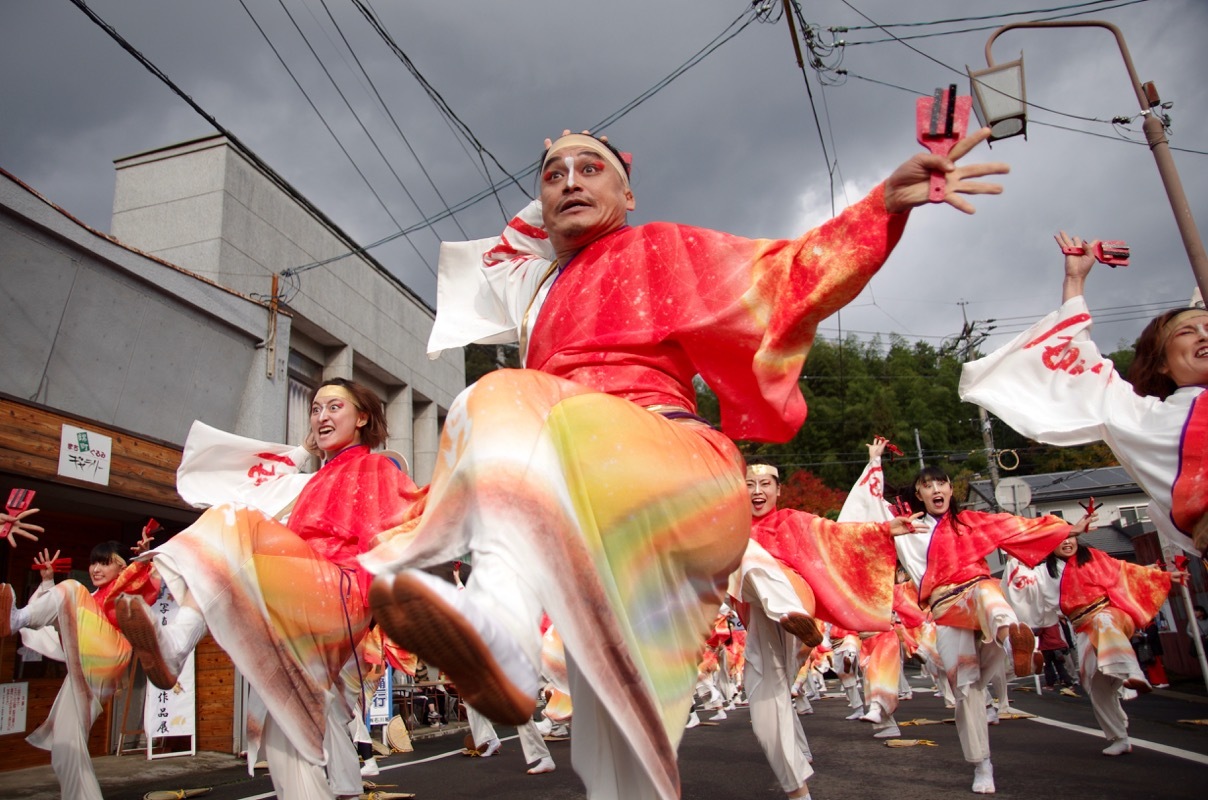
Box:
689;435;1181;797
0;124;1202;800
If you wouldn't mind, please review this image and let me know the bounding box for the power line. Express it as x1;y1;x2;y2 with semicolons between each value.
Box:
241;0;434;275
839;0;1134;31
833;0;1116;125
285;4;762;276
843;0;1151;45
783;0;837;216
347;0;528;221
316;0;469;239
62;0;435;310
842;71;1207;156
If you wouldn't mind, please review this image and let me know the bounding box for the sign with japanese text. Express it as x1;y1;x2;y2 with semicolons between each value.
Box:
369;665;393;727
57;424;112;486
143;584;196;746
0;682;28;736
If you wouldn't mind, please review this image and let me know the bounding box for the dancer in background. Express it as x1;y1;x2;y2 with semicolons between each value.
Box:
901;468;1084;794
858;570;929;739
1014;522;1183;756
2;532;158;800
737;457;925;796
117;379;422;800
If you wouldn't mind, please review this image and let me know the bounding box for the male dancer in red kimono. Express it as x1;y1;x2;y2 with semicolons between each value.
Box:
363;128;1008;800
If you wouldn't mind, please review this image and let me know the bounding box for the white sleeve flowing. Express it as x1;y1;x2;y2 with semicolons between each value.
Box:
837;455;894;523
175;420;314;517
959;296;1201;554
425;199;556;360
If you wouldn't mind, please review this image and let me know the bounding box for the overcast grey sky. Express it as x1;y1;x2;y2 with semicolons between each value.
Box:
4;0;1205;356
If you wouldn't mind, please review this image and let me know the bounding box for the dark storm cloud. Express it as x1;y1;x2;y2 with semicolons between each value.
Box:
3;0;1205;350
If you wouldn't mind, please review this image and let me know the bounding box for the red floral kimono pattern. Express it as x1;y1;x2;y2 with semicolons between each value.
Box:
918;511;1070;606
1061;548;1172;686
1171;392;1208;535
859;582;928;715
750;508;897;632
525;185;907;443
366;187;907;800
1060;548;1171;631
26;575;160;756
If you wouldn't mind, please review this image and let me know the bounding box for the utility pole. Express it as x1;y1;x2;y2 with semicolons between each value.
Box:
952;302;1000;507
913;428;925;471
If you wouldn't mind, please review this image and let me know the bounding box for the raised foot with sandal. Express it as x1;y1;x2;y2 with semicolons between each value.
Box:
116;594;179;690
370;570;536;727
779;612;823;647
1006;623;1036;677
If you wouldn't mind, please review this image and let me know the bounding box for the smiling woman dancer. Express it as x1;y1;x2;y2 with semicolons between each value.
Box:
360;127;1007;800
2;535;158;800
962;232;1208;559
115;378;421;800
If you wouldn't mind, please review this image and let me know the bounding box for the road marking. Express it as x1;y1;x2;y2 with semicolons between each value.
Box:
1027;715;1208;765
236;734;522;799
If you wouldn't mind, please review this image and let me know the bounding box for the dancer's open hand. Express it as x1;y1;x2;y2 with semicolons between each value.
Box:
884;127;1009;214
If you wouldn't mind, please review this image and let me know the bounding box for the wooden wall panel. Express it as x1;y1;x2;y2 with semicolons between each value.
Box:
195;636;235;753
0;397;188;509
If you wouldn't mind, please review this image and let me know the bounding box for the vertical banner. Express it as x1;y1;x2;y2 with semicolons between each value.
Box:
369;664;393;727
144;584;196;757
0;682;28;735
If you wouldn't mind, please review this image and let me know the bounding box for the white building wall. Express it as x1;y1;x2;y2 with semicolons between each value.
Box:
111;136;464;482
0;170;287;444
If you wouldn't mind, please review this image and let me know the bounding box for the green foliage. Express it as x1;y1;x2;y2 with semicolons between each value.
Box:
702;335;1122;497
465;343;520;385
1107;347;1135;380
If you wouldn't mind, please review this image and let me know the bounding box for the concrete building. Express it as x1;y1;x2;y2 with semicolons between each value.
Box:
110;134;464;477
0;134;463;772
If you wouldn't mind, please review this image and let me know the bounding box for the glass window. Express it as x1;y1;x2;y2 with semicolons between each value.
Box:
1118;504;1150;526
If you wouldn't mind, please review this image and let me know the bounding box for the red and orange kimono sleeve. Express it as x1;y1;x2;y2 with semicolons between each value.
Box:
920;511;1069;601
973;511;1070;568
103;560;162;627
1060;548;1172;628
526;185;908;442
751;508;896;631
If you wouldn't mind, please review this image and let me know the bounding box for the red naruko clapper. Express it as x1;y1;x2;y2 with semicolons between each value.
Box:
916;84;972;203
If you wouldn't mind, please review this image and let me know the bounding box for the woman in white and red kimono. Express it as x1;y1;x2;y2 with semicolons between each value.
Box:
858;576;928;739
1061;535;1183;754
1012;528;1183;755
733;458;923;797
2;539;159;800
887;464;1081;795
115;379;422;800
961;231;1208;558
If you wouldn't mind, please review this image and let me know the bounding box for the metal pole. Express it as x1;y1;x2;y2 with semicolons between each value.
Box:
979;405;1001;509
984;21;1208;301
914;427;925;470
1177;578;1208;695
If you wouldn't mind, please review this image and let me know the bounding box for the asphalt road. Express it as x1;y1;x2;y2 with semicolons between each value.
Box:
8;671;1206;800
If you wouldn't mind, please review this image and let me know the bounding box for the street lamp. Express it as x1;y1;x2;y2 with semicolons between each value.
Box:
968;20;1208;302
967;56;1027;141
